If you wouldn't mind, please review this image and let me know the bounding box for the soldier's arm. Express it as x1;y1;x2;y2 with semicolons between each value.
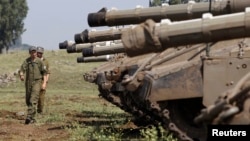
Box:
41;61;47;89
41;75;47;89
19;60;27;81
46;73;50;83
45;60;50;83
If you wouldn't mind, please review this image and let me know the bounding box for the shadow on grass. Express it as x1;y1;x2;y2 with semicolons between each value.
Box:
48;110;132;129
77;110;131;119
47;110;144;139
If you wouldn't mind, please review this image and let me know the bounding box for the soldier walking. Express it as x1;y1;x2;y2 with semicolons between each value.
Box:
19;46;47;124
36;46;50;114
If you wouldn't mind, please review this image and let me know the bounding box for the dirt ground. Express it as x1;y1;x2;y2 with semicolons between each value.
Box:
0;110;139;141
0;96;138;141
0;110;70;141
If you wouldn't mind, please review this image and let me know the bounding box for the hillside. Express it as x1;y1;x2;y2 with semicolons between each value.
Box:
0;49;102;90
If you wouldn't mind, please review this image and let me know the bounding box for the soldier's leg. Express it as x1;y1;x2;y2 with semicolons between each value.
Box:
37;90;42;113
27;80;41;122
25;84;31;106
37;89;46;113
25;83;33;124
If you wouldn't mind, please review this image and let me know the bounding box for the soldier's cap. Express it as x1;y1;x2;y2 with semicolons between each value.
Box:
29;46;37;52
37;46;44;53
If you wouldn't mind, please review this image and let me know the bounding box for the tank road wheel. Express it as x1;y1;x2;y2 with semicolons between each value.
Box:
166;98;207;141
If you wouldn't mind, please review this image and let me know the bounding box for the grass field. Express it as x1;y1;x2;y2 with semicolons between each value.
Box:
0;50;176;141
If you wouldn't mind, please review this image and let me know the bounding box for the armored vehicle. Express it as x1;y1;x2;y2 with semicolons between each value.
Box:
61;0;250;140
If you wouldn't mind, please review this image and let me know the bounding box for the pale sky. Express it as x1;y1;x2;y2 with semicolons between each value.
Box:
21;0;149;50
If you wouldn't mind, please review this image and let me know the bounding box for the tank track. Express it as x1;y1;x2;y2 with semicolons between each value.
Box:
98;89;198;141
97;69;250;141
99;91;158;124
147;101;196;141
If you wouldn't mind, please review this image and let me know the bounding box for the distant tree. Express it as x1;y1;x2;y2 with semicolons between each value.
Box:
169;0;182;5
0;0;28;54
149;0;162;7
149;0;206;6
149;0;187;6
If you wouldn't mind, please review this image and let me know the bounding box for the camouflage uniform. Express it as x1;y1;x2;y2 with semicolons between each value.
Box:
37;56;50;113
19;46;47;123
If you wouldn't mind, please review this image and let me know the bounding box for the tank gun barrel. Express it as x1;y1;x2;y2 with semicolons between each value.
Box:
88;0;250;27
121;8;250;57
82;43;125;57
67;43;94;53
74;28;126;44
75;0;250;44
66;40;121;53
59;40;75;49
77;55;114;63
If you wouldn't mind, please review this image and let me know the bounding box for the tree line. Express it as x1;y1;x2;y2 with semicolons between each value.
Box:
150;0;208;6
0;0;28;54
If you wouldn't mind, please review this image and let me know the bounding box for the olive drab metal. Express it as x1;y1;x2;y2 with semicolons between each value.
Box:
59;1;250;141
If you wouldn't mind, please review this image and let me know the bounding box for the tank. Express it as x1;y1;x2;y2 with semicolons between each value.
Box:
60;1;250;141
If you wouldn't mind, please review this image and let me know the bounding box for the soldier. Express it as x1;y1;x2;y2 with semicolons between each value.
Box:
36;46;50;114
19;46;47;124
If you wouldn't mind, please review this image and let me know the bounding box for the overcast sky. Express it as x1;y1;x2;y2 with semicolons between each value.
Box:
21;0;149;50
